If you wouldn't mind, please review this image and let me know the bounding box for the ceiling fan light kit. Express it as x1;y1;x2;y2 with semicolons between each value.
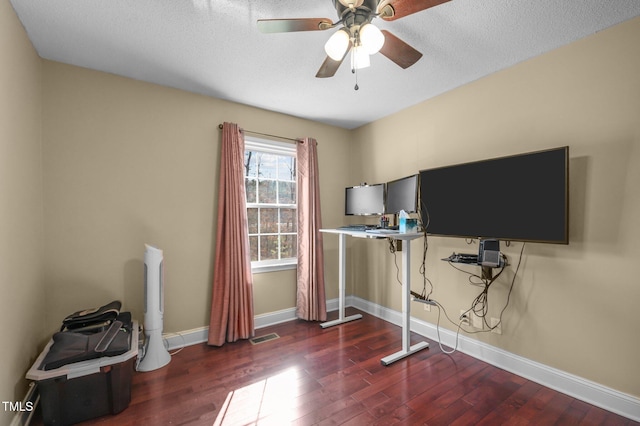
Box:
359;23;385;54
325;29;351;60
351;45;371;70
258;0;451;84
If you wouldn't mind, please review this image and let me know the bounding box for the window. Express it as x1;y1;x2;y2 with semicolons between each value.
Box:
244;137;297;272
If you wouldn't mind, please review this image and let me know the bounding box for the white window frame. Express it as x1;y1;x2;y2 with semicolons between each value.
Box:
244;137;297;273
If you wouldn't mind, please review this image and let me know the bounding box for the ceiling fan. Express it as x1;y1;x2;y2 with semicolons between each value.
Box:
257;0;450;81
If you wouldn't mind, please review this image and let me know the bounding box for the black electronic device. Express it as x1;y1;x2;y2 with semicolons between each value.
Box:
419;146;569;244
345;183;385;216
443;252;478;264
479;239;501;267
385;174;418;214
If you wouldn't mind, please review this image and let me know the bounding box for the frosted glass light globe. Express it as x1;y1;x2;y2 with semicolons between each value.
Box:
324;30;350;61
351;45;370;70
360;23;385;55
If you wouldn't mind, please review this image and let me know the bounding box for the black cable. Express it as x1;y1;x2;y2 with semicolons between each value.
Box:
389;239;402;286
388;238;396;254
485;242;526;331
410;200;525;339
440;247;522;335
417;200;434;299
467;256;508;325
447;261;485;285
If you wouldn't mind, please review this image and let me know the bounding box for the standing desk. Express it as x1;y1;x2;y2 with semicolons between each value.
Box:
320;228;429;365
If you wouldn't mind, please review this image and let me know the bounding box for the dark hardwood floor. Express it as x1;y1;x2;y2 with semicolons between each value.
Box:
32;308;636;425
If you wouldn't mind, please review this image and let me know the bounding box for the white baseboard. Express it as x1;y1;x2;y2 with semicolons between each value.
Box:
161;295;639;422
20;296;638;424
162;298;342;350
348;295;640;423
162;327;209;350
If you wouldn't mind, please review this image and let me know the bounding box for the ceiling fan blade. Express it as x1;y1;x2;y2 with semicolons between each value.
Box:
316;55;346;78
378;30;423;69
316;43;351;78
257;18;333;33
378;0;451;21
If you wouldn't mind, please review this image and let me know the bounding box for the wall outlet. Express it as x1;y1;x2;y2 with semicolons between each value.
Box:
491;317;502;334
472;312;484;330
459;310;470;327
423;303;431;312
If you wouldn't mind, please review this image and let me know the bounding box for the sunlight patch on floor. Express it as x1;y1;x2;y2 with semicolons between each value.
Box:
213;366;304;425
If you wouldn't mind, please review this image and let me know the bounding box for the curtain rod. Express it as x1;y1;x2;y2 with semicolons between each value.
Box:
218;123;299;143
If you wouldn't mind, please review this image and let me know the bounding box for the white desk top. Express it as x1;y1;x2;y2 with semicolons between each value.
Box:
320;228;423;240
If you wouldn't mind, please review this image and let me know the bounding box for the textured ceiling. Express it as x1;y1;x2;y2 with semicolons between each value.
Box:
10;0;640;129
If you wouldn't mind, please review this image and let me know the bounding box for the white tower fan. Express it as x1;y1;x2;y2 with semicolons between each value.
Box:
138;244;171;371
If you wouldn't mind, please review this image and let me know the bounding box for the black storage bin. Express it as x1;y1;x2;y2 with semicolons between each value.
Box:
26;321;138;425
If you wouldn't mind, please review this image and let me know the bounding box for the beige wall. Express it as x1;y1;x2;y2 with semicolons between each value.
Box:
350;17;640;397
0;0;45;420
41;61;352;334
4;0;638;411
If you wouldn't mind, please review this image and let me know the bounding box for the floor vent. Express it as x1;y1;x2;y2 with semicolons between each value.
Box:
249;333;280;345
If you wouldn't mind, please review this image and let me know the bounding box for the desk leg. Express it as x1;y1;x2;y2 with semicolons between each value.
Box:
320;233;362;328
380;238;429;365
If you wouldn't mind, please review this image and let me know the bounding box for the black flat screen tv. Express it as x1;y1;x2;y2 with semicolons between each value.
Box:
345;183;385;216
419;146;569;244
385;175;418;214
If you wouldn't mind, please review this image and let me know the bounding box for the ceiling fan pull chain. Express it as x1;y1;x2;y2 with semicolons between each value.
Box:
352;48;359;90
354;65;359;90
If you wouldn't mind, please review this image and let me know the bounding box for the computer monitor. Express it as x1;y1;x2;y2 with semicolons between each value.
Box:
345;184;385;216
385;175;418;214
419;146;569;244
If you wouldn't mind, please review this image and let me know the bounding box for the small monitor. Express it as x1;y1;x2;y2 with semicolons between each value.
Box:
345;184;385;216
385;175;418;214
